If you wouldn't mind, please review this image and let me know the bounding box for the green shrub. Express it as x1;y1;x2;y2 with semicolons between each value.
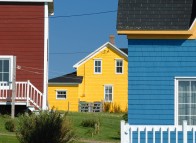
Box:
122;112;128;122
103;102;111;112
81;118;100;128
5;119;16;132
112;103;122;113
16;110;76;143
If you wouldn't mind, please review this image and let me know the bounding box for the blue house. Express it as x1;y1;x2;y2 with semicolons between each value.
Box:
117;0;196;142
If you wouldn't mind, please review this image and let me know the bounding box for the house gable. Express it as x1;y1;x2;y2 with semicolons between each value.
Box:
73;42;128;69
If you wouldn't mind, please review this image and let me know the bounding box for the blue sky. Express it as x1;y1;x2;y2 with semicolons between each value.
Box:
49;0;127;79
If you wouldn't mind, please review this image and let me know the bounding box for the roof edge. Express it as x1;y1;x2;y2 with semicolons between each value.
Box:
0;0;53;2
48;82;80;85
73;42;128;68
117;30;193;35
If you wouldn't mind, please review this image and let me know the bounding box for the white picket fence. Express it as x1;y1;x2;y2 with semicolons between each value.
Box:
121;120;196;143
0;80;42;109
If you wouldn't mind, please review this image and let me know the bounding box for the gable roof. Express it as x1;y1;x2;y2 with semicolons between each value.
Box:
117;0;196;30
120;48;128;55
48;72;83;85
73;42;128;68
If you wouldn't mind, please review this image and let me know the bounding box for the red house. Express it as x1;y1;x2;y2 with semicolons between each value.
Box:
0;0;53;111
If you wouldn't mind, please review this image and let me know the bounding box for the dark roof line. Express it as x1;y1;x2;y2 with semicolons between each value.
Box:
49;72;83;84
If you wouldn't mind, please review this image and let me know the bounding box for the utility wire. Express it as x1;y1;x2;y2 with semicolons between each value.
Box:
49;51;90;55
0;10;117;20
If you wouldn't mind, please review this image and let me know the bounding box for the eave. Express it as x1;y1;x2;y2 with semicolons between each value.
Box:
48;83;80;85
117;19;196;39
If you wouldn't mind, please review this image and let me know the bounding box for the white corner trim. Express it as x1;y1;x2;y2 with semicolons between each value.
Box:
73;42;128;68
0;0;53;2
174;78;178;126
42;2;48;110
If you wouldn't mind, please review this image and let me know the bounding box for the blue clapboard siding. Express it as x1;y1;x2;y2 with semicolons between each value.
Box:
128;39;196;125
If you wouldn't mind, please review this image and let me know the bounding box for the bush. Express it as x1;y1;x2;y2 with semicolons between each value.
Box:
16;110;76;143
103;102;112;112
81;118;100;128
122;112;128;122
5;119;16;132
81;117;100;136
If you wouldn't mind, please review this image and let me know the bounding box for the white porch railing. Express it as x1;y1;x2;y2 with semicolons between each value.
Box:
0;81;42;109
121;120;196;143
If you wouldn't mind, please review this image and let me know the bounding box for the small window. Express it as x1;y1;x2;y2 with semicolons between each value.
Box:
56;90;67;99
0;56;13;88
94;60;102;74
115;59;123;74
176;78;196;125
104;85;113;102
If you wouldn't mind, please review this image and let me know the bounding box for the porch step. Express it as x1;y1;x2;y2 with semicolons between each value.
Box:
28;106;35;112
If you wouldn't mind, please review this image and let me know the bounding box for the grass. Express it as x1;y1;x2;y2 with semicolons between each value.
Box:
67;112;122;142
0;112;123;143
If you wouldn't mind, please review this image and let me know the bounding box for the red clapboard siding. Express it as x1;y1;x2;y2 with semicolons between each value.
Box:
0;2;45;92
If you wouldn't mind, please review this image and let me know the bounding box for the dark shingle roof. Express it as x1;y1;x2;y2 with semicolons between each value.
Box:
49;72;83;84
117;0;196;30
120;48;128;55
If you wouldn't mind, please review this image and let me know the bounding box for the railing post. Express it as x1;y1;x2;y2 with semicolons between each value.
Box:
26;80;30;107
121;120;129;143
183;120;187;143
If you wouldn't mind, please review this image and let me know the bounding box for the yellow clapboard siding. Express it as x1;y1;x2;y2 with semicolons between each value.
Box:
77;46;128;111
48;85;79;111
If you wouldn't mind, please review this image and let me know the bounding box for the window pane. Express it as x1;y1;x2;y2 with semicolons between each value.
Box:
117;67;122;73
191;104;196;115
191;93;196;103
95;61;98;66
179;93;189;103
179;81;190;92
57;91;66;99
3;73;9;82
97;61;101;66
191;116;196;125
0;73;2;81
109;94;112;101
178;116;189;125
178;104;190;115
191;81;196;91
0;60;2;72
3;60;9;72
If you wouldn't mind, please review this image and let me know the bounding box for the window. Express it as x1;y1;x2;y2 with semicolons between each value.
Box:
94;59;102;74
104;85;113;102
0;56;13;87
56;90;67;99
115;59;123;74
176;78;196;125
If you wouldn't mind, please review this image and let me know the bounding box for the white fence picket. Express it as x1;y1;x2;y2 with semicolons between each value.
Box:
121;120;196;143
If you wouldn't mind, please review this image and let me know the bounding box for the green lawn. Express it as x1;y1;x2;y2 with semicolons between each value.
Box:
0;112;123;143
67;112;121;142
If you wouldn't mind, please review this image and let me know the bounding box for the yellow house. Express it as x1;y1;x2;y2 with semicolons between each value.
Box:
48;41;128;112
48;72;83;111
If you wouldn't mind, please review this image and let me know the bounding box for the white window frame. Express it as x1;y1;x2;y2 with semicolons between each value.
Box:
175;77;196;125
115;59;123;74
94;59;102;74
56;89;67;100
104;85;113;102
0;56;13;89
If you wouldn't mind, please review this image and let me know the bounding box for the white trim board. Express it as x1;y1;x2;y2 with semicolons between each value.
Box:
0;0;53;2
73;42;128;69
